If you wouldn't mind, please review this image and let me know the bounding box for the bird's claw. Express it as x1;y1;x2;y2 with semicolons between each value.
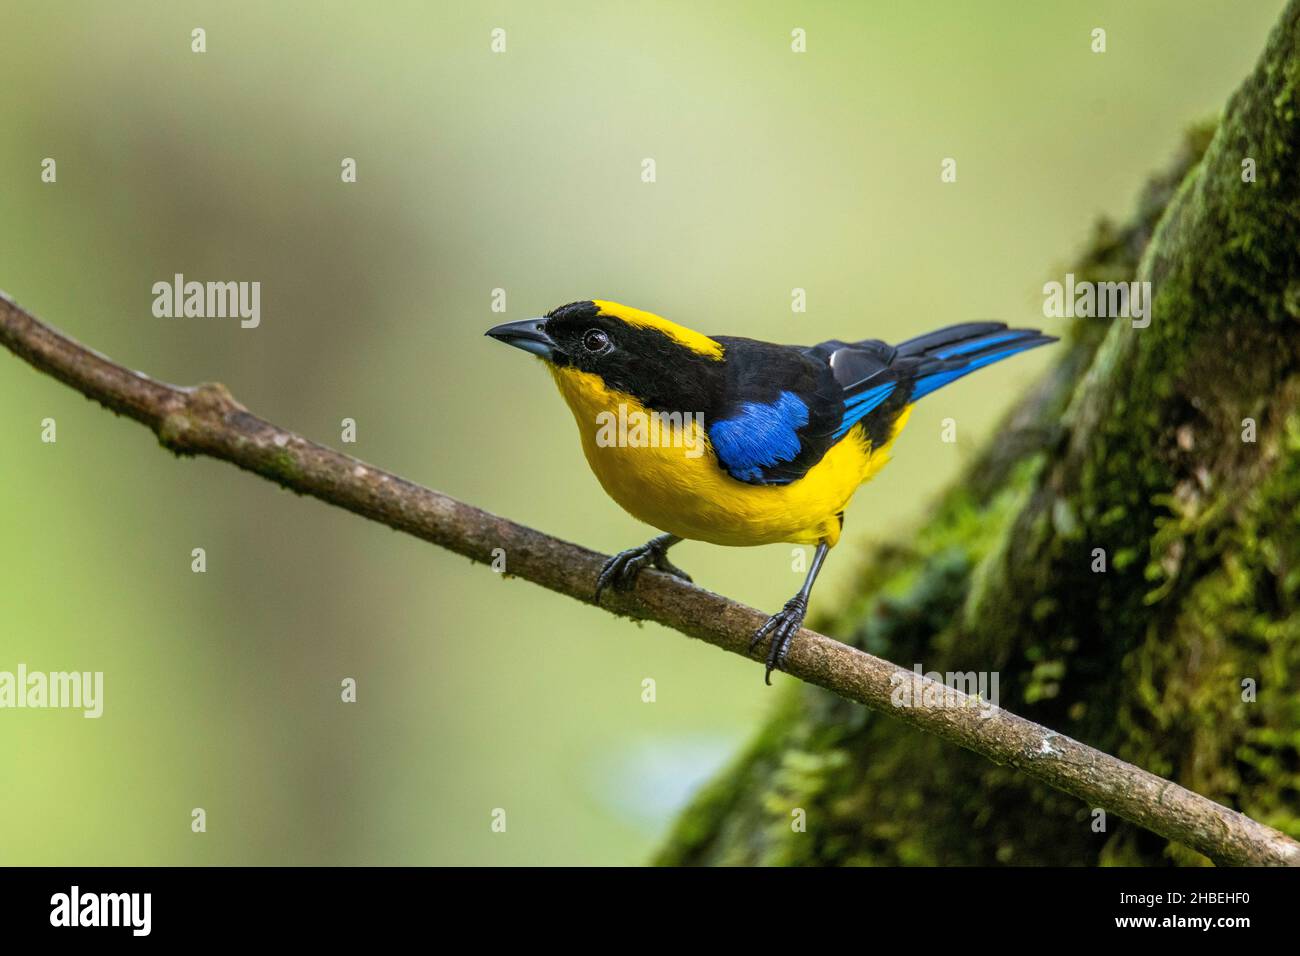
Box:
652;552;692;584
749;596;808;684
595;541;691;603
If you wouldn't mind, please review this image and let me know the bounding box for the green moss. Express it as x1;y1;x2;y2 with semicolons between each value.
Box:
261;448;303;491
658;95;1300;865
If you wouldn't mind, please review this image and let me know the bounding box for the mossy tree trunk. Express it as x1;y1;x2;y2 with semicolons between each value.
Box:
657;3;1300;866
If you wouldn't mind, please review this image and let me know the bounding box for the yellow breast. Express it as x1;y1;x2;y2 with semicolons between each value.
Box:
549;366;910;547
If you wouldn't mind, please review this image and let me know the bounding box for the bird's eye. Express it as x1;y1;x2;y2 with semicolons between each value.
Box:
583;329;611;353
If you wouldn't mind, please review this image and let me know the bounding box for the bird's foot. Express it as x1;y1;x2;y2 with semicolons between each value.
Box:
595;538;692;603
749;596;808;684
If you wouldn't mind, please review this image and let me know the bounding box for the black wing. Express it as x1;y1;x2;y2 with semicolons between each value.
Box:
706;323;1056;486
705;336;844;485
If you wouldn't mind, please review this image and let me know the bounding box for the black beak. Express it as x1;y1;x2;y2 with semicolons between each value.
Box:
485;318;557;359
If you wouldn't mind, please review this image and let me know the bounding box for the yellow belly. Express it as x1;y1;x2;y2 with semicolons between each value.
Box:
549;366;910;547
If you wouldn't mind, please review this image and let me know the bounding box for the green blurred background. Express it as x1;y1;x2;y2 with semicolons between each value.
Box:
0;1;1285;865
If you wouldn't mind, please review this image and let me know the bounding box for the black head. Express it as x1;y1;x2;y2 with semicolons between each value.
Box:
486;300;725;412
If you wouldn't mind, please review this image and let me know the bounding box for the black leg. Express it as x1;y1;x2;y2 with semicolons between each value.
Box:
595;533;691;602
749;542;829;684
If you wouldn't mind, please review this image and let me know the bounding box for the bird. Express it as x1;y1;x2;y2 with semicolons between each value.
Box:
487;300;1056;683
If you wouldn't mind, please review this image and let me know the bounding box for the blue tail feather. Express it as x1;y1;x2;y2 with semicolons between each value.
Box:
911;338;1049;400
933;331;1024;359
831;325;1056;441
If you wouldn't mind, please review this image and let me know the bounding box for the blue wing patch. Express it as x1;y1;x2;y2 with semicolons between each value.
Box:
709;391;810;482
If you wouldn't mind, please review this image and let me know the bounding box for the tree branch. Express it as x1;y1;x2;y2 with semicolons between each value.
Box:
3;290;1296;866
